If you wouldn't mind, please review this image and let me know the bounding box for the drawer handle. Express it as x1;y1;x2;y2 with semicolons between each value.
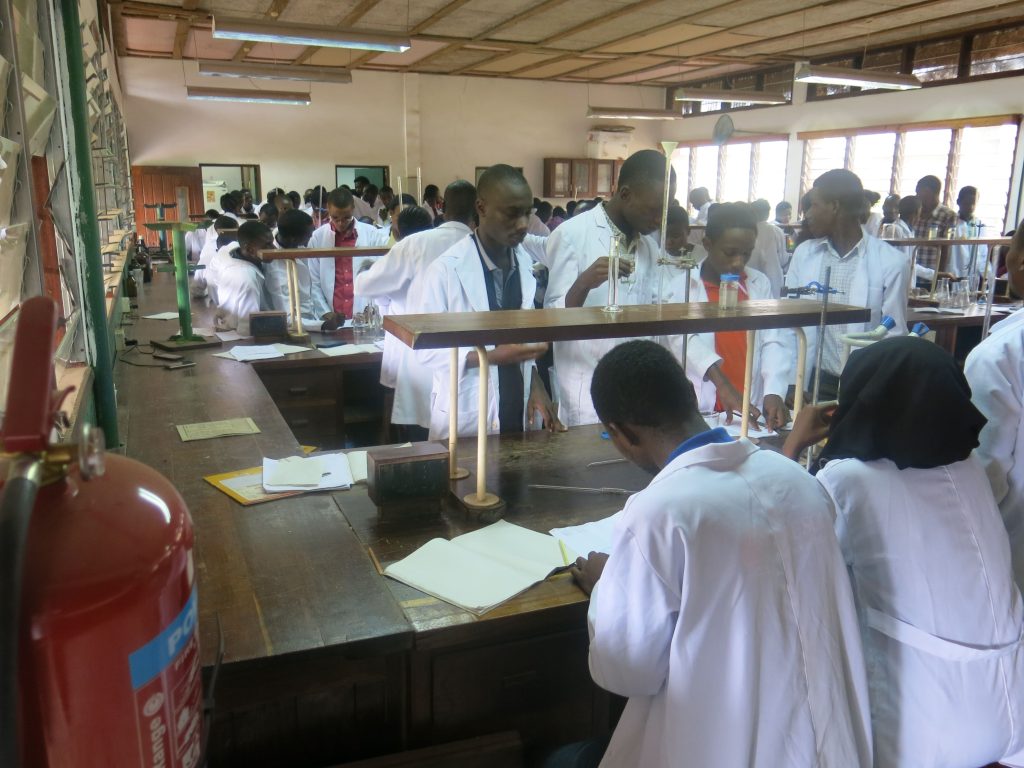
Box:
288;386;308;396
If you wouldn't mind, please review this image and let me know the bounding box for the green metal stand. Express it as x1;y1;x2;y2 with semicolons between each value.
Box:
145;221;221;351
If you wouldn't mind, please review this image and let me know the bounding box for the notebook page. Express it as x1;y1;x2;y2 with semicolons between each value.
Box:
550;512;623;558
383;538;543;615
452;520;566;581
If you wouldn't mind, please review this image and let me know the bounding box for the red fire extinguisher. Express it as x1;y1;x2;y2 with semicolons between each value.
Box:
0;297;202;767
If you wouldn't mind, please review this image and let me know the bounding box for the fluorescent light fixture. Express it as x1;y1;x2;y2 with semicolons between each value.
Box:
186;86;310;105
587;106;682;120
794;62;921;90
198;60;352;84
212;16;411;53
674;87;788;104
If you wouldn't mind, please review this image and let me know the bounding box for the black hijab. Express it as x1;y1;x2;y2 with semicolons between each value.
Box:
817;336;986;471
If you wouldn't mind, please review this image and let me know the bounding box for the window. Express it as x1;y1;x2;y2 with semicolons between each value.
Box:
862;48;904;74
800;118;1019;230
953;124;1019;229
970;24;1024;76
673;67;793;116
720;143;752;201
673;139;788;209
805;136;847;188
912;39;962;82
898;129;952;197
849;133;897;197
809;57;859;99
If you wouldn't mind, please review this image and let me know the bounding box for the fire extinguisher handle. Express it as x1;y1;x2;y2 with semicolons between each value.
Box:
0;457;44;768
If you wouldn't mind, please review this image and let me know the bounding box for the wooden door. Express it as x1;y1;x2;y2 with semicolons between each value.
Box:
570;159;592;198
131;166;203;242
594;160;616;197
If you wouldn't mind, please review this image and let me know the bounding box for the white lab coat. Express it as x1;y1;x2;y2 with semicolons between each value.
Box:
415;235;537;440
966;307;1024;590
191;225;219;297
784;235;910;382
749;220;787;297
352;196;375;222
308;220;391;319
213;255;269;337
185;227;206;263
661;263;791;412
204;241;239;307
527;213;550;237
951;218;988;278
589;439;872;768
816;456;1024;768
544;205;677;427
263;241;317;328
687;200;711;246
354;220;473;424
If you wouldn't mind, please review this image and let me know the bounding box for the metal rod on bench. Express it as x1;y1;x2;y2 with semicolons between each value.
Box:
740;329;756;439
449;348;469;480
807;267;832;470
793;327;807;419
463;346;500;510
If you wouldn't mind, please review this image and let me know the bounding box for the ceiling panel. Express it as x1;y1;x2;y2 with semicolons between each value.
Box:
206;0;273;16
654;31;763;56
605;63;700;82
277;0;364;25
564;54;665;78
186;29;247;60
124;18;178;54
484;0;641;43
412;48;500;71
517;57;602;78
597;22;724;53
426;0;557;39
368;38;451;66
471;51;560;72
356;0;458;32
304;47;366;66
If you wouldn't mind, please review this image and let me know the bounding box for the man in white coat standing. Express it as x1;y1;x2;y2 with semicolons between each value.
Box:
355;180;477;438
966;223;1024;590
308;187;390;331
569;339;872;768
546;150;734;427
213;221;275;337
785;169;909;400
416;165;560;439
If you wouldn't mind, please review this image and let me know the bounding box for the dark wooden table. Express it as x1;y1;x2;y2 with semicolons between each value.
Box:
116;276;663;766
908;304;1019;358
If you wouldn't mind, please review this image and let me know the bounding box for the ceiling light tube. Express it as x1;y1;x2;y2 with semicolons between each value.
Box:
186;86;311;105
587;106;682;120
212;16;411;53
674;87;788;104
794;63;922;90
198;60;353;84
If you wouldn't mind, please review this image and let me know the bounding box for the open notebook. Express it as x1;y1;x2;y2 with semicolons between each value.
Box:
383;520;577;615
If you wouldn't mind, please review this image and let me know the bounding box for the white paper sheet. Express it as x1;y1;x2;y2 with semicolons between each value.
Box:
705;412;778;438
215;330;249;341
318;343;380;357
226;344;285;362
262;453;355;492
142;311;180;320
550;512;622;558
264;456;323;487
384;520;568;614
272;343;313;355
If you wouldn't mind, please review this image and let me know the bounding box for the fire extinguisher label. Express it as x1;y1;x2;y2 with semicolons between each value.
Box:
128;586;202;768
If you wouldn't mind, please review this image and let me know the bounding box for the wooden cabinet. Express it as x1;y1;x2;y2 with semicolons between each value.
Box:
543;158;620;199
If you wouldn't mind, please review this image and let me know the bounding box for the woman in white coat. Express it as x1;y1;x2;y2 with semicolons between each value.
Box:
415;165;559;440
965;223;1024;589
785;336;1024;768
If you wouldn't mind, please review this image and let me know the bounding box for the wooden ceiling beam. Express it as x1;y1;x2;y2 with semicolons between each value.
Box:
121;0;207;22
108;0;129;57
172;0;200;59
289;0;382;65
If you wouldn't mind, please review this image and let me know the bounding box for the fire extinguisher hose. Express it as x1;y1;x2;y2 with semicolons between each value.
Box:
0;457;43;768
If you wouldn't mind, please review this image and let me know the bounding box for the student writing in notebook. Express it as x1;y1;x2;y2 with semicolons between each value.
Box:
561;340;871;768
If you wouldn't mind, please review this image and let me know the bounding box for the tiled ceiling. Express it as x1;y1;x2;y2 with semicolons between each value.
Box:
111;0;1024;85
